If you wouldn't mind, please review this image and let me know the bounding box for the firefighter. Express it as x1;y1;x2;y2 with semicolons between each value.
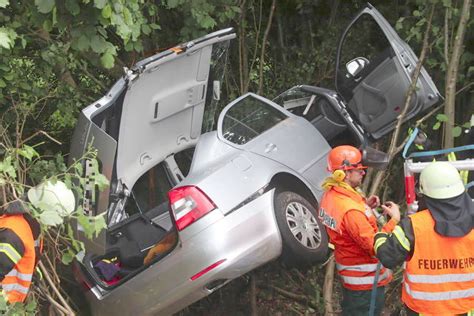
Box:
318;145;400;316
374;161;474;315
0;180;75;303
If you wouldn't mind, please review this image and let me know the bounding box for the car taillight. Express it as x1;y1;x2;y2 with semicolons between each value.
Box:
168;185;216;231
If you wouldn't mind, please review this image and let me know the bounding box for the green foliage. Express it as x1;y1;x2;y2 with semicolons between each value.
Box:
432;113;469;139
35;0;55;14
0;293;37;315
162;0;240;39
0;27;16;49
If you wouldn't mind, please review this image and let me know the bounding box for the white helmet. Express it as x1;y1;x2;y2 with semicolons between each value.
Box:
419;161;465;199
27;180;76;216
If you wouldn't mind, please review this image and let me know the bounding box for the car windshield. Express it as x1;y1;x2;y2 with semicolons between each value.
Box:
221;95;287;145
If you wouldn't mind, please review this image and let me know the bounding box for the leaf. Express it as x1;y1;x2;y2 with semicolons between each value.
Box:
452;126;462;138
102;4;112;18
65;0;80;16
25;300;37;312
17;145;39;161
0;295;7;311
0;0;9;8
38;210;64;226
35;0;55;14
93;213;106;234
0;28;13;49
73;161;83;176
433;121;441;130
200;16;216;29
76;34;90;51
62;249;75;265
94;0;107;9
90;35;107;53
0;79;5;88
436;113;448;122
93;173;109;190
167;0;180;8
141;24;151;35
442;0;452;7
100;51;114;68
123;7;132;25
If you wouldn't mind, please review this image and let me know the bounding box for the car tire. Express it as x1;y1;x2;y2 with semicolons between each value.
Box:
274;191;328;266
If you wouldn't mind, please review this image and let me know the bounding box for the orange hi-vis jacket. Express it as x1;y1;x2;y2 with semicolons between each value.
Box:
0;214;36;303
319;186;394;290
402;210;474;314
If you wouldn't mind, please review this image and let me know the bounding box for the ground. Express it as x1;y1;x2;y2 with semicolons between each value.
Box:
179;258;407;316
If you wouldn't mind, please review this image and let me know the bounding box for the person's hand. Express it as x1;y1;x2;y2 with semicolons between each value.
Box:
381;201;401;224
367;195;380;209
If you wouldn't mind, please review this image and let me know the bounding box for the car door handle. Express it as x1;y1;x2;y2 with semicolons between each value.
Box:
264;143;277;153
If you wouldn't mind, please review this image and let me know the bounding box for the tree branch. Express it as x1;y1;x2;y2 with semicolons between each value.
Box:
268;285;318;310
369;4;435;196
323;255;335;315
21;130;62;146
257;0;276;95
39;261;75;315
442;0;471;147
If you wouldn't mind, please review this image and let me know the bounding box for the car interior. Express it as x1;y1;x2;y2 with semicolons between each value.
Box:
86;152;194;287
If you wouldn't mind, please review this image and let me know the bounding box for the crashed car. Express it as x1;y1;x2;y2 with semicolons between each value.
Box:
69;4;440;315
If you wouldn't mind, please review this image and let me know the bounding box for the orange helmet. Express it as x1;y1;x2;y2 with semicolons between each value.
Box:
327;145;367;172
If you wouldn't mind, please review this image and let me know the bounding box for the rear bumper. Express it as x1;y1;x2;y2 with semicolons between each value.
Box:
79;189;282;315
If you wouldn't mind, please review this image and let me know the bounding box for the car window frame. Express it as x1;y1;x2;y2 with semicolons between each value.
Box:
217;93;291;148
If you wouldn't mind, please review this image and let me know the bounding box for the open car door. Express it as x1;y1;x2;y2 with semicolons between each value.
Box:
335;4;441;140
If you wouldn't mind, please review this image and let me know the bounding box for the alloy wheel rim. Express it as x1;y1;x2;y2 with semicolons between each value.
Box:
285;201;322;249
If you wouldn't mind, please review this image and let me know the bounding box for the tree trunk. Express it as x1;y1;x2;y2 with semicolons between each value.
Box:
276;12;287;64
257;0;276;95
239;0;249;94
250;274;258;316
443;0;471;148
328;0;340;27
323;256;335;315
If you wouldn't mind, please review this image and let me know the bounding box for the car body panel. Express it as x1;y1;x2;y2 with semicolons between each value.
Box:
335;4;441;139
217;93;331;182
69;29;236;254
69;84;126;254
184;143;325;218
83;189;281;316
117;30;236;189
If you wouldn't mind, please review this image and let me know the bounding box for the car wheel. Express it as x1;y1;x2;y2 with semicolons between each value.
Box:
274;191;328;265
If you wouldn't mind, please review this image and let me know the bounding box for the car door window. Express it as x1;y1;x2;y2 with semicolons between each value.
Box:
221;95;287;145
335;6;440;140
337;14;392;101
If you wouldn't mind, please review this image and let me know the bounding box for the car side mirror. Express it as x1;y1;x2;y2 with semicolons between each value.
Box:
361;146;389;170
346;57;369;77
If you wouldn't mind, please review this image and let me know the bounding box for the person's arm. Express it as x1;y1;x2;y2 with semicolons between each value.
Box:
343;211;380;257
0;228;25;280
373;217;415;269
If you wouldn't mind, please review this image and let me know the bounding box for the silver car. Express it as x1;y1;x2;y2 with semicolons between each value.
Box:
69;5;440;315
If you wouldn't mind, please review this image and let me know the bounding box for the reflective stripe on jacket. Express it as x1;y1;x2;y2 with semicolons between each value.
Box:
0;214;36;303
319;186;392;290
402;210;474;314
